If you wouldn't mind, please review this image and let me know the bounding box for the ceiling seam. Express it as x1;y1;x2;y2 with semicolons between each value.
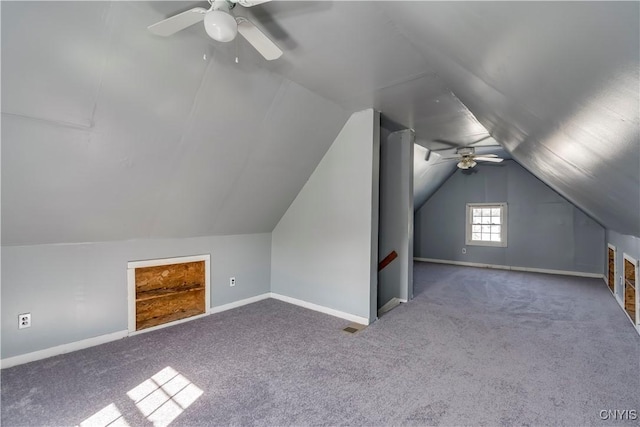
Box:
146;56;217;238
209;78;291;232
87;1;117;130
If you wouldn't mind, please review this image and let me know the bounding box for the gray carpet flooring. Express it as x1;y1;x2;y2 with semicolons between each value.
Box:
2;262;639;426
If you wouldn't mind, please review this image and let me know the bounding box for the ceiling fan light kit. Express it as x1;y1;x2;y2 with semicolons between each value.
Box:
148;0;283;60
457;158;477;170
204;9;238;42
438;146;505;169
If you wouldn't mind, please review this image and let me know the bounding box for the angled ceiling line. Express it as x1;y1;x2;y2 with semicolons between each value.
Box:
208;77;290;232
0;112;94;132
87;1;117;131
381;7;543;153
146;54;218;238
342;69;437;108
374;4;499;152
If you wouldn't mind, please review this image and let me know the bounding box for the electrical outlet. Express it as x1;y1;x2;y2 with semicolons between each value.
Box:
462;248;467;254
230;277;236;287
18;313;31;329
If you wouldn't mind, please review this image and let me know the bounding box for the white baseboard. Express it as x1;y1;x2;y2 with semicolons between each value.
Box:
1;292;368;368
210;293;271;314
414;257;604;279
0;330;128;369
1;293;271;369
270;293;370;325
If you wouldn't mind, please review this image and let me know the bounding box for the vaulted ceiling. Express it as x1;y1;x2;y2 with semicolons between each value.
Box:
2;1;638;246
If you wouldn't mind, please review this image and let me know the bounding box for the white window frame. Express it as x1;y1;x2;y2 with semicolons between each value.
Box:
465;203;508;247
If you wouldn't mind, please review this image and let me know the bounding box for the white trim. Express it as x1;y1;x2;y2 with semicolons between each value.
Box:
127;254;210;269
210;293;271;314
414;258;604;279
127;254;211;333
0;330;128;369
270;293;370;325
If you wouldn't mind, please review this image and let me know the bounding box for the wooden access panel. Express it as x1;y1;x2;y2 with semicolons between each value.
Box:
135;261;206;331
608;247;615;292
623;258;636;324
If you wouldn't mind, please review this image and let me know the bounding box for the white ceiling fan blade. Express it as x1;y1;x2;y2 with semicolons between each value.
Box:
148;7;207;37
476;153;498;158
475;156;504;163
236;0;272;7
236;18;283;60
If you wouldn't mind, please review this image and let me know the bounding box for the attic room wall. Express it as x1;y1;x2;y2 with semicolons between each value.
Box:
378;129;414;307
415;160;604;274
606;230;640;301
1;234;271;360
271;109;380;323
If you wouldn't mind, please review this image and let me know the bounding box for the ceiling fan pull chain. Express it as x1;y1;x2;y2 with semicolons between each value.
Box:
235;36;239;63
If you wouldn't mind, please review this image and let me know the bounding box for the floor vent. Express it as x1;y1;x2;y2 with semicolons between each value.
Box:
342;323;366;334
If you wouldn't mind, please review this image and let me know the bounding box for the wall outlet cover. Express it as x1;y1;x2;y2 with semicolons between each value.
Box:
18;313;31;329
230;277;236;287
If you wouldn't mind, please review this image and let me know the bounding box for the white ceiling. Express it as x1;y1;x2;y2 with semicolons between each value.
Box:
2;1;638;245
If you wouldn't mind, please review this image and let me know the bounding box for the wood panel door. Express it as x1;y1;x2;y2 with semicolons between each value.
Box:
127;255;210;333
623;255;637;325
608;246;615;293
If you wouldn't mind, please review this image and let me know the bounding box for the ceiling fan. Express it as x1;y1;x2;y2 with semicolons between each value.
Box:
441;147;504;169
148;0;282;61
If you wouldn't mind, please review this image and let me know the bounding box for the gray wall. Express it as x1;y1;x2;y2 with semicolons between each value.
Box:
271;109;380;322
415;160;605;274
378;130;414;307
606;230;640;301
1;233;271;359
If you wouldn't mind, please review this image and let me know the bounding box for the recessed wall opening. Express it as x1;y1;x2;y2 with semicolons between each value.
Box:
127;255;211;333
622;254;637;325
607;244;616;294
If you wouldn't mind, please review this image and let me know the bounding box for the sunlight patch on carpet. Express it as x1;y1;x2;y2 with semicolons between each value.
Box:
78;403;130;427
127;366;203;427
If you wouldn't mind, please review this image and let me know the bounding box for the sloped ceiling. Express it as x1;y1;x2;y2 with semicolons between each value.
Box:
381;1;640;235
2;1;350;245
2;1;639;245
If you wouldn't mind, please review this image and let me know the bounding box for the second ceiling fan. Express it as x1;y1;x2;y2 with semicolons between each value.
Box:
148;0;282;60
441;147;504;170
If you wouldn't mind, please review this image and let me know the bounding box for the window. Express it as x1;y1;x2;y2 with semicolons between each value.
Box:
466;203;507;247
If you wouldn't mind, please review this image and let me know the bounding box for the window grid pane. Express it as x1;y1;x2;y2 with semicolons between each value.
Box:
469;204;504;243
